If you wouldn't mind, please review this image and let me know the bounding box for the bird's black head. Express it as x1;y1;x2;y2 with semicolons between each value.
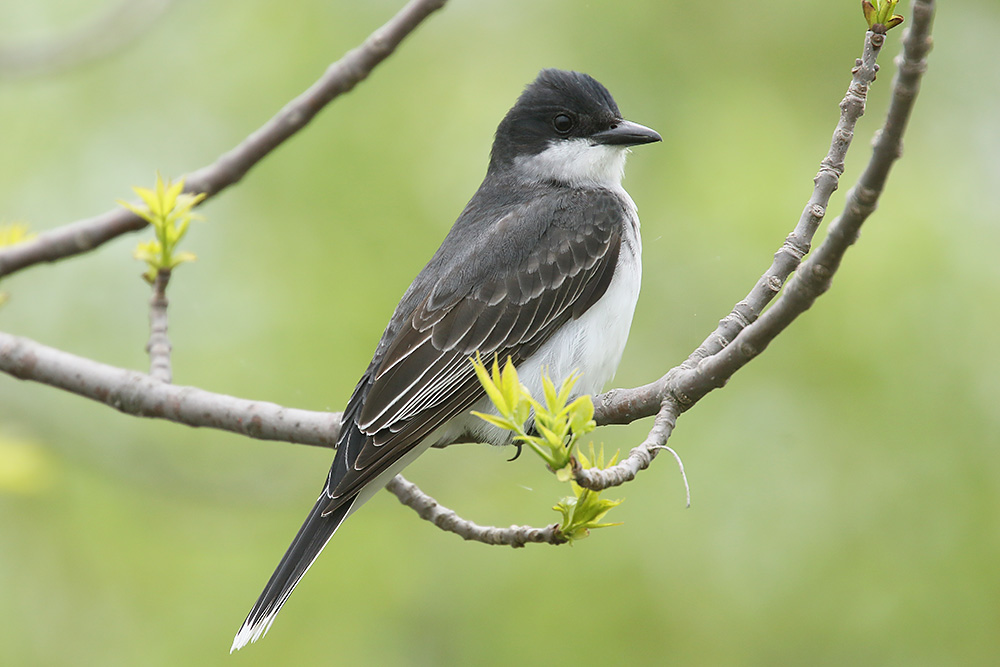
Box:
488;69;660;183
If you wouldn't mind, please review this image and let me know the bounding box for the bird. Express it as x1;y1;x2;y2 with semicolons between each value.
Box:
231;68;660;651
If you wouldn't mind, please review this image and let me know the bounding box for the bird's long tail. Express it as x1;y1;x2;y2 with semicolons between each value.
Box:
230;493;354;652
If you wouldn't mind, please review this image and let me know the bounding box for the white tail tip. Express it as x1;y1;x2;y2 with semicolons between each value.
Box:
230;612;278;653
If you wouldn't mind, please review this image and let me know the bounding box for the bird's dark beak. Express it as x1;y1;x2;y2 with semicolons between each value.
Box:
591;119;662;147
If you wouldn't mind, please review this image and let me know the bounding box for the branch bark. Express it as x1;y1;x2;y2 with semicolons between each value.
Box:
146;270;173;382
385;475;565;547
0;0;448;280
0;332;341;448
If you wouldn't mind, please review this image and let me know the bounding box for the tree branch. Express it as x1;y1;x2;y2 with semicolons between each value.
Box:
0;332;341;448
0;0;448;280
578;0;934;493
146;269;173;382
593;26;885;432
385;475;565;547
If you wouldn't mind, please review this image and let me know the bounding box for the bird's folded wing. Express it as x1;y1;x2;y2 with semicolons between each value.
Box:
324;188;626;506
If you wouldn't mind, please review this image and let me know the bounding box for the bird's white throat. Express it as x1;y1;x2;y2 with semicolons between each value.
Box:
514;139;628;188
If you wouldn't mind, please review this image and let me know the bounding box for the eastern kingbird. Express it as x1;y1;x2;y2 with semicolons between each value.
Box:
231;68;660;651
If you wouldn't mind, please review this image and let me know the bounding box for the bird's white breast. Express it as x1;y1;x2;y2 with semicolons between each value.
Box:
517;189;641;398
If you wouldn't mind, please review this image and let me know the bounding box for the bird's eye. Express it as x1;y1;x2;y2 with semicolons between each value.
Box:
552;113;574;134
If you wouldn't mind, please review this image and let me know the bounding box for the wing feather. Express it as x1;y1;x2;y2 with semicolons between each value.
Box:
325;187;629;508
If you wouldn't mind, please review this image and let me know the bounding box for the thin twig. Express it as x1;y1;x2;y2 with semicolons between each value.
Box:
385;475;565;546
0;0;448;280
147;269;173;382
651;444;691;508
575;399;679;491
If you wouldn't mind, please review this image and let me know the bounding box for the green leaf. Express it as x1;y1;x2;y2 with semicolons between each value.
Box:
469;361;625;541
512;395;532;427
168;251;197;269
165;178;184;211
499;357;522;415
471;354;510;417
117;200;155;224
133;185;161;217
123;173;206;280
556;372;576;410
541;373;558;411
567;396;596;435
553;488;624;542
861;0;904;31
175;215;191;241
534;421;562;448
469;410;517;432
133;240;162;263
862;0;877;27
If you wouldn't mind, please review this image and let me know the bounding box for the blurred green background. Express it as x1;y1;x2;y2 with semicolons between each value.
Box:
1;0;997;665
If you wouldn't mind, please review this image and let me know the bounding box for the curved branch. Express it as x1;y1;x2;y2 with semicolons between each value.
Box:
385;475;565;546
580;30;887;488
0;0;448;279
591;29;887;431
579;0;934;493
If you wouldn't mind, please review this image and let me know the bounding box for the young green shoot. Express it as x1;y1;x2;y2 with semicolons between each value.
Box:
470;353;623;543
119;173;205;283
862;0;904;32
553;443;624;542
